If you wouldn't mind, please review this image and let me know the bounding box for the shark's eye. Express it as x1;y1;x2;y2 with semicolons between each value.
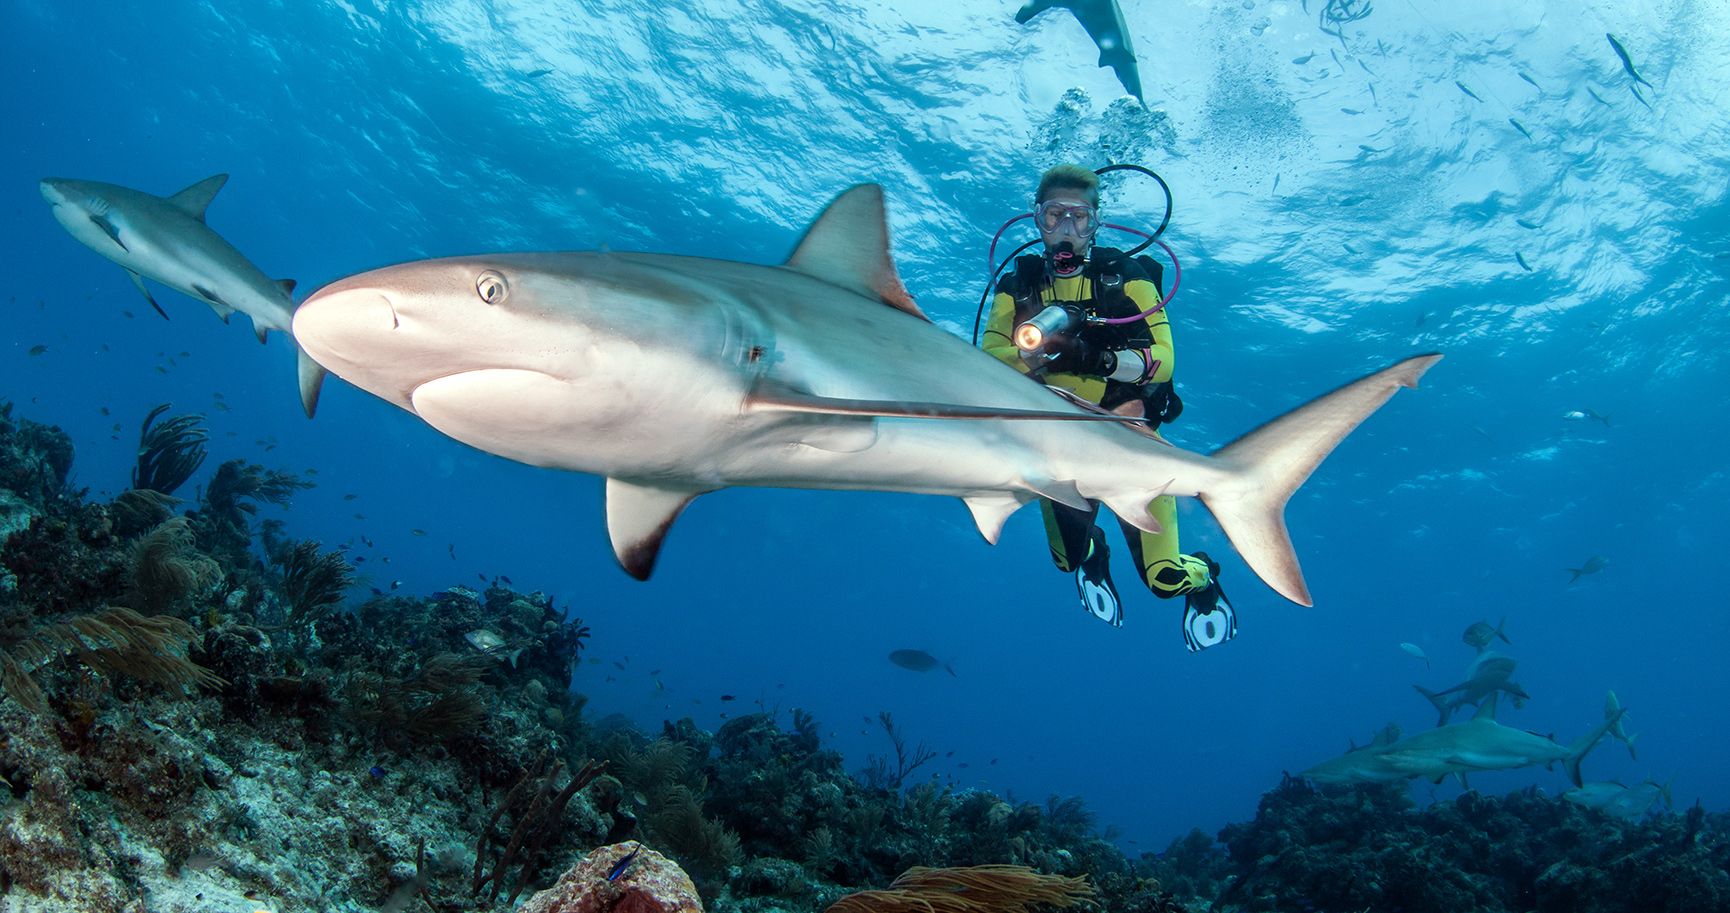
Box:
475;270;509;305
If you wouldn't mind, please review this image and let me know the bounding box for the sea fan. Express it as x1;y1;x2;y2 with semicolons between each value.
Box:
0;605;224;712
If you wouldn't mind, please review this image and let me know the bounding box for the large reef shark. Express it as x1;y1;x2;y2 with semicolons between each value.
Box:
1302;693;1627;789
1016;0;1145;106
39;174;325;417
292;185;1436;594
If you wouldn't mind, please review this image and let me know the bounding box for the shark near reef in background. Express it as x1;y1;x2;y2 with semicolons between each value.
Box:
40;174;326;417
292;185;1437;601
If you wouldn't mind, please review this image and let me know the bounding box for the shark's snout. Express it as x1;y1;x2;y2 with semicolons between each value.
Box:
294;286;401;350
39;179;67;206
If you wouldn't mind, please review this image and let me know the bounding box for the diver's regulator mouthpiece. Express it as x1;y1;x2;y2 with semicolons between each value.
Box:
1014;304;1084;352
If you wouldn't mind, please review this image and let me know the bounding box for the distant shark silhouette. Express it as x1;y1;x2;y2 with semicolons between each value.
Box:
40;175;325;417
1016;0;1145;106
293;185;1436;594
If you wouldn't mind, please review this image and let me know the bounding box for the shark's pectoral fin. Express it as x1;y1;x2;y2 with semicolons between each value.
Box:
963;492;1036;544
747;378;1145;424
605;478;707;580
167;173;228;222
784;185;928;321
251;316;269;344
90;213;127;251
127;271;169;320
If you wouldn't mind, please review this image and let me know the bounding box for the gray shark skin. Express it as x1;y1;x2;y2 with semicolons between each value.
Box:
1415;651;1529;725
293;185;1436;591
40;174;325;417
1017;0;1145;105
1303;693;1626;788
1304;693;1627;789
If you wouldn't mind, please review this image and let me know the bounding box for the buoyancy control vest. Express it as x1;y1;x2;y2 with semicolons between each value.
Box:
997;247;1184;425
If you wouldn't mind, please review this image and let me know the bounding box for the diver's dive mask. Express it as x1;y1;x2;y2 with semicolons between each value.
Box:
1037;199;1098;276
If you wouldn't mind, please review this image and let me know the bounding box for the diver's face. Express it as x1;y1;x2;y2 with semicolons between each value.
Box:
1037;191;1097;276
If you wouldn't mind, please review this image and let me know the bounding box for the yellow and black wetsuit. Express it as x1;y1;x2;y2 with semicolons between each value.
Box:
982;249;1213;600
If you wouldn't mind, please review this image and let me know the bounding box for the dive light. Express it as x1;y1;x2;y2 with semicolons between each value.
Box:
1014;304;1084;352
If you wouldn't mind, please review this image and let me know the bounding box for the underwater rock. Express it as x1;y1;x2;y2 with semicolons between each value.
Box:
519;841;704;913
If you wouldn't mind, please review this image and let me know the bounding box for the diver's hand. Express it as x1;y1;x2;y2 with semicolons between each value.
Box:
1044;334;1117;377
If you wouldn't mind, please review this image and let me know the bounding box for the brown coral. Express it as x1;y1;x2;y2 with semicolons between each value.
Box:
824;864;1094;913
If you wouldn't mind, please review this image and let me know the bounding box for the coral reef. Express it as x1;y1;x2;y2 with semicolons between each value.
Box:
2;400;1726;913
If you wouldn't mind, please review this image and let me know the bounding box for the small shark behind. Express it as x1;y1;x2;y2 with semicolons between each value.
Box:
40;174;325;417
1305;692;1627;788
1415;651;1529;726
293;185;1437;597
1016;0;1145;106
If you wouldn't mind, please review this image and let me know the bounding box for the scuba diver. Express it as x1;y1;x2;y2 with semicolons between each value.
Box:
978;163;1236;651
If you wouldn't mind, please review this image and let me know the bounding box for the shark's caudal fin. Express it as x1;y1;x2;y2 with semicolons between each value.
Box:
1606;691;1637;759
1414;684;1453;726
1564;694;1630;788
1198;354;1441;606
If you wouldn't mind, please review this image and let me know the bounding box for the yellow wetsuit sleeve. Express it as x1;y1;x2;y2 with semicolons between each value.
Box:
983;290;1033;374
1125;278;1174;384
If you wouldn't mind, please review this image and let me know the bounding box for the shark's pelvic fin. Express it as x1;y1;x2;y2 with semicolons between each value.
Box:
167;174;229;223
127;270;169;320
783;184;927;321
1198;353;1442;607
191;283;236;322
746;378;1144;424
605;478;706;580
297;344;325;419
962;492;1035;544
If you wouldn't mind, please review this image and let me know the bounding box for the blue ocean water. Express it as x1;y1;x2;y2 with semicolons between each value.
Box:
2;0;1726;856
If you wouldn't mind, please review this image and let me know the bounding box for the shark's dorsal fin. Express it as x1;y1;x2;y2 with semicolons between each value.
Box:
167;174;229;222
605;478;706;580
1472;693;1500;721
784;184;927;321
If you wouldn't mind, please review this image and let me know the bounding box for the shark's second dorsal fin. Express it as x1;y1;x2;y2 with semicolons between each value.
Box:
784;184;928;321
168;174;229;222
1473;693;1500;721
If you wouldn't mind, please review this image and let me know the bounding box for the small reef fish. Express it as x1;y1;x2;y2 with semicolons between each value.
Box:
522;68;554;79
1293;52;1317;64
1563;408;1611;427
1399;642;1430;668
1509;118;1534;140
606;846;641;882
1462;617;1510;651
1606;33;1652;88
1516;252;1533;272
1567;555;1609;583
1455;81;1482;102
1340;107;1362;115
464;628;524;667
1516;219;1539;230
888;649;957;676
1586;86;1611;105
28;345;47;356
1517;71;1541;91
